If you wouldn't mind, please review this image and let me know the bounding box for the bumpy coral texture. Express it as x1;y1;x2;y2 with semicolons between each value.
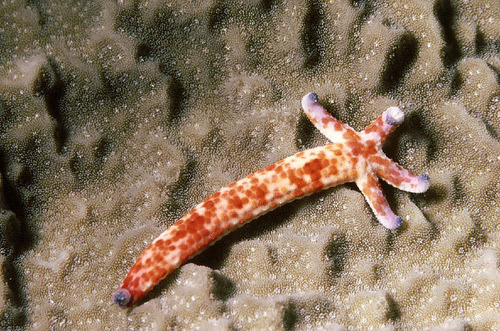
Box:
0;0;499;329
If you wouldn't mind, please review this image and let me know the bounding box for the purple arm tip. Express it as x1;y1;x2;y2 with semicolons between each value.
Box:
394;216;403;229
113;289;131;308
385;107;404;126
301;92;319;109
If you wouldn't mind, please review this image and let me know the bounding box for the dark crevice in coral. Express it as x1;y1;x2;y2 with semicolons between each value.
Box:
450;70;463;95
410;208;440;240
140;8;178;54
36;57;69;154
0;100;14;130
208;1;228;31
475;28;487;56
424;132;440;163
481;119;499;141
425;184;448;206
98;67;139;107
487;63;500;86
301;0;326;70
68;155;79;179
68;137;111;187
380;132;398;160
385;294;401;321
135;42;152;62
163;151;199;219
386;228;396;250
267;245;280;266
0;208;24;328
283;301;299;331
344;182;357;192
0;160;38;328
118;4;226;93
115;5;142;35
353;1;373;23
433;0;462;67
452;176;466;204
261;0;281;13
33;61;56;97
94;136;111;162
98;71;119;103
0;211;19;254
15;167;33;189
378;32;419;95
211;271;236;301
157;61;189;125
26;0;48;28
166;74;188;125
457;215;487;255
0;167;37;254
349;0;368;7
325;235;347;278
1;258;28;328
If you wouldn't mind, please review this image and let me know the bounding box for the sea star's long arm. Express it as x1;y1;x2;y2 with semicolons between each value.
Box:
113;93;429;307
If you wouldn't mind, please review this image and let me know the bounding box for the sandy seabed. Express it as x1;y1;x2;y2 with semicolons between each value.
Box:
0;0;499;330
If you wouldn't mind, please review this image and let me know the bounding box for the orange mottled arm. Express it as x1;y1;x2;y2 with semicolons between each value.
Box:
113;144;357;306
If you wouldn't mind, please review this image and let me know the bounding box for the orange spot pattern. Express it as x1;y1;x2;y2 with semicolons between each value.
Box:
116;143;358;306
114;93;429;307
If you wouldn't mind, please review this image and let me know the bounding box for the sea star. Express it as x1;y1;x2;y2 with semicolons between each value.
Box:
113;92;430;307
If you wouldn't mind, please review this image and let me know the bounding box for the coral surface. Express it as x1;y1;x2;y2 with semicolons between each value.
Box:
0;0;499;329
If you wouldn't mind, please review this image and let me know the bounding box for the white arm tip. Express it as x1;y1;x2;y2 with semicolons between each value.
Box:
301;92;319;110
385;107;404;125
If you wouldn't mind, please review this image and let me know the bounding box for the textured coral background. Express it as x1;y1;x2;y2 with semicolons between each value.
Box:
0;0;499;329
